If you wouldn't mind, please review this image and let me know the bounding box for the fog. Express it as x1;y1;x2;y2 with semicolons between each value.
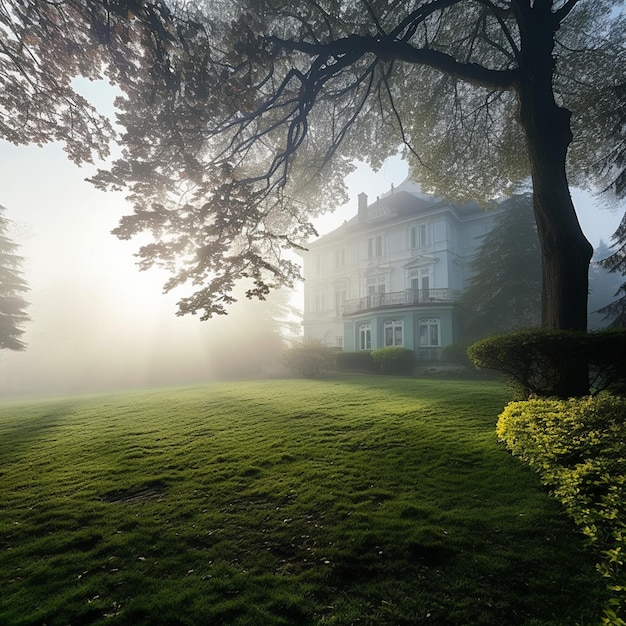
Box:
0;138;302;398
2;271;293;397
0;129;620;398
0;272;299;397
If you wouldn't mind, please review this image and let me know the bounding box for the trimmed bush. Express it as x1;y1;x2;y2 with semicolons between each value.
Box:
467;328;626;399
496;394;626;624
370;347;415;375
281;340;335;377
586;329;626;396
335;350;377;372
443;343;479;370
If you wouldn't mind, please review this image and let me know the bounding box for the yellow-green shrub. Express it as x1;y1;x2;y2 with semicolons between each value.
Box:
497;394;626;624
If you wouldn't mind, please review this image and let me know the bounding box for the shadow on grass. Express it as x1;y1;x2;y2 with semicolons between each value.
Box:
0;403;77;465
0;380;610;625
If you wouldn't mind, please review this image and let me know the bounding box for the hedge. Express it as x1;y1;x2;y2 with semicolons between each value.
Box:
497;394;626;624
467;328;626;399
335;350;377;372
370;347;415;375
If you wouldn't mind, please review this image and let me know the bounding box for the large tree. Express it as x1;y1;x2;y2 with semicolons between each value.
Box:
2;1;625;387
0;206;29;351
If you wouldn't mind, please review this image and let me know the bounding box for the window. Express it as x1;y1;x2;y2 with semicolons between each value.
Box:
335;248;346;268
410;268;432;302
367;235;383;258
367;276;386;296
419;318;440;347
359;323;372;350
336;336;344;348
411;224;429;248
334;287;347;315
313;289;326;312
384;320;404;347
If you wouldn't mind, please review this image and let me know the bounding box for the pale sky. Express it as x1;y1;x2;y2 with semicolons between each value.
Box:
0;86;623;397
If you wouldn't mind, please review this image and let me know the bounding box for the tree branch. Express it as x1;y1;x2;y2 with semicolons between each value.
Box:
552;0;581;27
270;34;519;90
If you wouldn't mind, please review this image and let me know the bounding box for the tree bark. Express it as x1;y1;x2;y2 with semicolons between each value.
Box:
516;1;593;395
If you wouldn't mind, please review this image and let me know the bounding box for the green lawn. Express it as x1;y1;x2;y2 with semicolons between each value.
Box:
0;377;607;625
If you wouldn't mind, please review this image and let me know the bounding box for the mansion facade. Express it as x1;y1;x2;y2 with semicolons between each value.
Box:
301;181;508;361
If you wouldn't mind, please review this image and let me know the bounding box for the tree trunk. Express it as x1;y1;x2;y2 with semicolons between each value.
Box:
516;4;594;396
522;105;592;332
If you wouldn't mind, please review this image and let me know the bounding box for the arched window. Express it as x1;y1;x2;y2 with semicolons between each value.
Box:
419;318;440;347
384;320;404;347
359;324;372;350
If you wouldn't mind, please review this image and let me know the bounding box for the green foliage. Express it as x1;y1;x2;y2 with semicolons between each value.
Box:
0;379;608;624
0;206;30;351
467;329;626;399
597;212;626;328
281;340;335;377
460;195;542;341
590;241;625;329
496;394;626;623
370;347;415;375
586;329;626;395
3;0;622;324
335;350;376;372
442;343;475;369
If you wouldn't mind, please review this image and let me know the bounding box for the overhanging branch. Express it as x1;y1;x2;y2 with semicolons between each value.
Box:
270;34;519;91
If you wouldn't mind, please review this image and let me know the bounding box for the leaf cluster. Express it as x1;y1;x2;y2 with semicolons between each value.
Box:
0;0;121;162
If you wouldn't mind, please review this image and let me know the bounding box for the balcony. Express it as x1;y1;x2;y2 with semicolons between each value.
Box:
342;288;455;316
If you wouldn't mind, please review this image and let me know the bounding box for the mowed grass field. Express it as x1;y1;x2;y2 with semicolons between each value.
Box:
0;377;607;625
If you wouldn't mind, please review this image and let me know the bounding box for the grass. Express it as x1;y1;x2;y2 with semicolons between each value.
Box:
0;376;608;625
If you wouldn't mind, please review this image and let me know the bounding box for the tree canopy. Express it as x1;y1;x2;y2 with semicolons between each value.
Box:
0;206;29;351
1;0;625;339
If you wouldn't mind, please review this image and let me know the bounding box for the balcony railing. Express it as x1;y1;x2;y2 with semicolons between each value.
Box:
342;288;455;316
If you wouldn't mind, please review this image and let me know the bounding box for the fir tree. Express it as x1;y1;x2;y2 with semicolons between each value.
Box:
597;212;626;327
460;194;542;341
0;206;30;351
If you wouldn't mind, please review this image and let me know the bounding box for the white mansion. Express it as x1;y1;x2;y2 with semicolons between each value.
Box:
301;180;508;360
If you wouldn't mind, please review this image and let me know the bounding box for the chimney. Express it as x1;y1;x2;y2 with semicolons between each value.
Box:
357;192;368;222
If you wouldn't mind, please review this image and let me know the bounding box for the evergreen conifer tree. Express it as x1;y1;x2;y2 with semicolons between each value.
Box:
597;213;626;327
460;194;542;341
0;206;30;351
